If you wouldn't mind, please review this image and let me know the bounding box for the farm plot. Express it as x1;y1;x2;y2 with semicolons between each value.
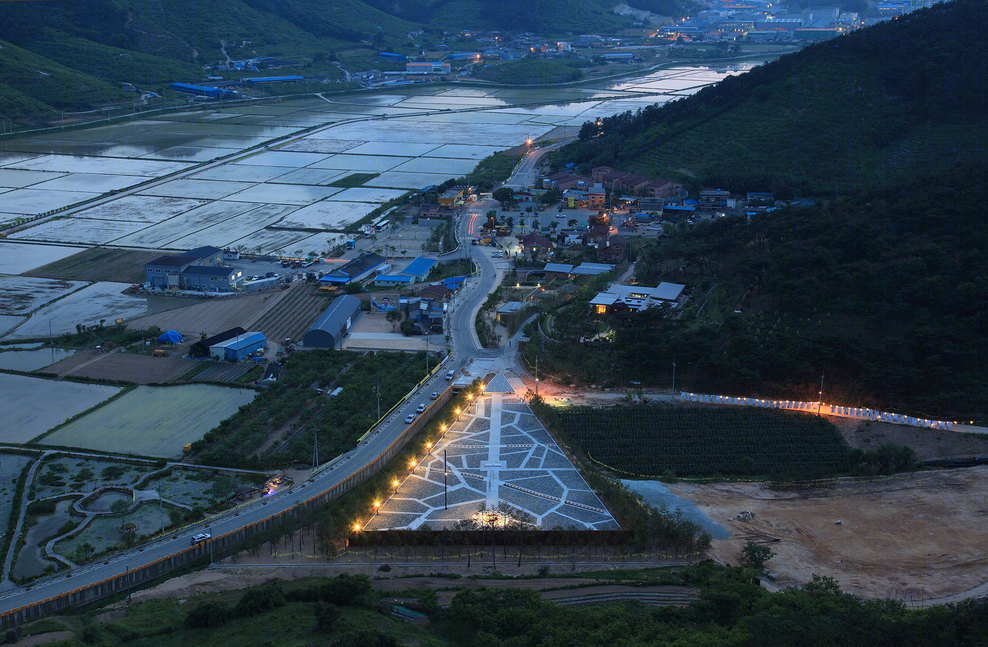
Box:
8;154;192;177
390;157;479;176
30;173;151;193
47;350;199;384
0;188;100;215
8;216;149;245
423;144;506;159
0;242;85;275
365;171;456;190
191;164;291;183
12;499;74;580
40;384;258;458
126;290;288;338
9;282;149;339
0;373;121;443
268;168;348;186
112;200;272;249
165;203;299;250
327;187;409;203
137;179;257;200
227;227;313;254
310;154;412;173
26;248;161;283
557;405;853;479
0;347;76;372
0;315;25;337
0;277;86;315
65;195;209;225
249;283;330;343
233;150;331;168
223;183;340;205
277;138;364;154
0;169;66;189
274;201;377;231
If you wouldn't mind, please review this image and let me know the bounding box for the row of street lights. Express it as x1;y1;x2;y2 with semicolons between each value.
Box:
354;392;476;533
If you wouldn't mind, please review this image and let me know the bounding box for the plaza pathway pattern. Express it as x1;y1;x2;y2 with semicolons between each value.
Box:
367;377;618;530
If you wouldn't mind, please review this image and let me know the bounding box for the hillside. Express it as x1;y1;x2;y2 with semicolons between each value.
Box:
557;0;988;196
535;0;988;419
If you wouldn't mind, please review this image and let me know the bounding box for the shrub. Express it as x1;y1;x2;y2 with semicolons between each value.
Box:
184;601;231;629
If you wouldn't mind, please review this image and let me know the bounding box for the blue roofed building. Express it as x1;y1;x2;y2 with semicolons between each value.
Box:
400;257;438;282
210;332;266;361
144;246;225;289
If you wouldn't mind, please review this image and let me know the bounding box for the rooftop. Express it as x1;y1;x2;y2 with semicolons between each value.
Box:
146;246;222;268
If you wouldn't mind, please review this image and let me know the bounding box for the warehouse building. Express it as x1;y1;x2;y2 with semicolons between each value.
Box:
319;253;386;285
144;246;224;289
302;295;362;348
180;265;244;292
209;332;266;361
191;327;247;357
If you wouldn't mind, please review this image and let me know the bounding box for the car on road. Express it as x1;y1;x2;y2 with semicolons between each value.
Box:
416;404;426;413
191;532;211;545
445;370;455;381
405;414;416;424
430;392;439;400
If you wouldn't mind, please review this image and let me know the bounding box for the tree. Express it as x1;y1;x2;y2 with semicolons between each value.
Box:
568;219;578;228
492;187;515;207
400;319;416;336
741;541;774;569
386;309;402;331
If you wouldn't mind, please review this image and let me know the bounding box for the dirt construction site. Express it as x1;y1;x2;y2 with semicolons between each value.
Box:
667;465;988;604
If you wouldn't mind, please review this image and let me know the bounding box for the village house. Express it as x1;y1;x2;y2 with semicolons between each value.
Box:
590;282;686;314
519;232;555;261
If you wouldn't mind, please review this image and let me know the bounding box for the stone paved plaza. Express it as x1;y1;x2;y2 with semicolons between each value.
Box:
366;379;618;530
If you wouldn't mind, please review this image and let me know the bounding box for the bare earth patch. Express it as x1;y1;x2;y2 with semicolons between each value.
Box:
666;466;988;603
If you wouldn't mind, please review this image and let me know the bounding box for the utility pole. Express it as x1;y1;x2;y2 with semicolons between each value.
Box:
444;449;448;510
48;318;54;365
672;358;676;392
375;379;381;420
818;370;825;416
312;431;319;470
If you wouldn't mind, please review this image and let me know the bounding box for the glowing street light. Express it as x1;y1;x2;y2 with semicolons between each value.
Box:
353;523;361;532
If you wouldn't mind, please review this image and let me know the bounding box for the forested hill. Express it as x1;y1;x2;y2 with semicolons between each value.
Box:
559;0;988;197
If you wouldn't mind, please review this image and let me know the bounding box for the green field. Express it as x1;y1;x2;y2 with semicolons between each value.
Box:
557;405;853;479
40;385;257;458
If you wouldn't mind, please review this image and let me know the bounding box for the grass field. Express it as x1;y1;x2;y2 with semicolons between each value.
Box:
39;384;257;458
26;247;162;284
557;404;853;479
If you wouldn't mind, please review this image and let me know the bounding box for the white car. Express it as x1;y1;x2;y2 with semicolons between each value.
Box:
191;532;211;545
405;414;416;424
430;392;439;400
416;404;426;413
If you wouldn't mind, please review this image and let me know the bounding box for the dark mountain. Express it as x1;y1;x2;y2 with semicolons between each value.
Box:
559;0;988;197
539;0;988;419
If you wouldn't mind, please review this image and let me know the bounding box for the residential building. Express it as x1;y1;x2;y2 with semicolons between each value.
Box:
597;234;626;263
496;301;524;325
543;263;574;279
541;171;588;191
588;183;606;208
592;167;682;198
590;282;686;314
302;295;361;348
519;232;555;261
438;187;466;208
572;262;614;277
699;189;732;210
401;257;438;282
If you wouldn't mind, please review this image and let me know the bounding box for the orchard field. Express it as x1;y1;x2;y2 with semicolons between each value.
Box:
558;405;855;479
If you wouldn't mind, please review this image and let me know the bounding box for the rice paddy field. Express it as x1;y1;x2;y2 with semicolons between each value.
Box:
39;384;258;458
0;373;122;443
2;63;755;254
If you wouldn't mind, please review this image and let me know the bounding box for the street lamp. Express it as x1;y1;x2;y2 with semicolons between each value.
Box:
353;523;361;532
426;441;432;455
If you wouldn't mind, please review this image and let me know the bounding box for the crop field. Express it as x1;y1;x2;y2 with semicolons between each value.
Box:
9;282;148;338
192;350;428;468
0;373;121;443
47;350;199;384
0;315;25;337
275;201;377;231
163;203;299;251
0;277;86;315
126;289;288;338
558;405;853;479
40;384;257;458
250;283;332;343
26;248;161;283
8;216;149;245
0;347;76;371
0;453;36;536
0;242;85;275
